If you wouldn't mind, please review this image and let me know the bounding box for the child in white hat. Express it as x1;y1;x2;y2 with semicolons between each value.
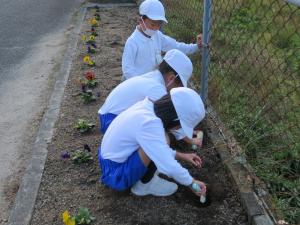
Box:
98;87;206;197
99;49;191;131
99;49;202;148
122;0;202;80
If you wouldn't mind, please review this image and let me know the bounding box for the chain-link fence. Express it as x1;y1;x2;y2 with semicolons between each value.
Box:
163;0;300;224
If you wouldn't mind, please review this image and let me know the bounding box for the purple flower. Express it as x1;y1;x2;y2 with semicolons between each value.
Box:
96;91;100;97
90;43;97;49
61;151;70;159
87;46;96;54
84;144;91;152
81;84;87;93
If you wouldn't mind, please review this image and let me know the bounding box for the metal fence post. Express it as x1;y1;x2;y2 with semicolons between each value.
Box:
159;0;164;32
200;0;212;104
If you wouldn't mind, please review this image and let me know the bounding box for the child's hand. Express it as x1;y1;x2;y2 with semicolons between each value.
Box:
191;180;206;196
192;130;203;148
181;153;202;167
192;137;203;148
197;34;202;48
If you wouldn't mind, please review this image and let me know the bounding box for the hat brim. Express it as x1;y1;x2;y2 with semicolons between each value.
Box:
178;74;188;87
180;120;193;139
147;15;168;23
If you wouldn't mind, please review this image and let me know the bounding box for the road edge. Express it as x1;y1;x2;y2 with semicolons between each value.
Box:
7;6;87;225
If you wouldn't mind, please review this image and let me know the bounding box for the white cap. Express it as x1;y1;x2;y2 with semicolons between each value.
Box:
170;87;205;138
163;49;193;87
139;0;168;23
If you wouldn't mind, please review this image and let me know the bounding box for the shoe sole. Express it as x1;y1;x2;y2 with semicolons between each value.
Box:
131;187;178;197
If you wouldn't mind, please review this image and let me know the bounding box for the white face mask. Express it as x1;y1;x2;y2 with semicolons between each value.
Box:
141;17;158;37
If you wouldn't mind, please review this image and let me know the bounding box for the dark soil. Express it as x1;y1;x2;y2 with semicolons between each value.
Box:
30;6;247;225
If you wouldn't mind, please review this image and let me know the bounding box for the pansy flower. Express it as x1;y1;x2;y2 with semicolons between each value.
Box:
90;43;97;49
91;31;98;37
62;211;75;225
89;35;95;41
61;151;70;159
84;71;95;80
83;55;90;63
88;60;95;66
88;46;96;54
89;18;99;27
84;144;92;152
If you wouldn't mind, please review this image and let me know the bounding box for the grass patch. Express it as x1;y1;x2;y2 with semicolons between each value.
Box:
164;0;300;223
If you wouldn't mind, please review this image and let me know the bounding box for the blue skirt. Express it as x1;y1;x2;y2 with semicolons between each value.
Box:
98;148;147;191
98;113;117;134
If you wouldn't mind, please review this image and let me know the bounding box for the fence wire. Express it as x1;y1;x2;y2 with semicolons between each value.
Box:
163;0;300;224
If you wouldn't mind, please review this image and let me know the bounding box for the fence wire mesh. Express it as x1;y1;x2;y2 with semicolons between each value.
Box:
164;0;300;224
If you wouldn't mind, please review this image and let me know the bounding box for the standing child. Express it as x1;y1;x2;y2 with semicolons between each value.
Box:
122;0;202;79
98;87;206;197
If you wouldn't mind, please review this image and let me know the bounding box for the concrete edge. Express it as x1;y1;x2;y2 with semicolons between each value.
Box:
205;103;277;225
7;6;87;225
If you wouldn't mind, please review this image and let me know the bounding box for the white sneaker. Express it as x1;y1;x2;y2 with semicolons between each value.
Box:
131;175;178;196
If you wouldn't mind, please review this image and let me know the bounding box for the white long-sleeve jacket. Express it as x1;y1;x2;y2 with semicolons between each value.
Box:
101;98;193;186
122;28;199;80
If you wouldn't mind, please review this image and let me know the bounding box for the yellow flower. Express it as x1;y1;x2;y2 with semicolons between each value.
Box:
89;35;95;41
67;217;75;225
88;60;95;66
83;56;90;63
89;18;99;26
92;18;98;24
62;210;75;225
81;35;86;41
62;211;70;224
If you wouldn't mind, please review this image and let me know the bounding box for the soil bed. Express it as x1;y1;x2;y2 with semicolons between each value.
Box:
31;6;247;225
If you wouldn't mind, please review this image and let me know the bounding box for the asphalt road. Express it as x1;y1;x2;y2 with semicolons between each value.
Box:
0;0;82;81
0;0;83;223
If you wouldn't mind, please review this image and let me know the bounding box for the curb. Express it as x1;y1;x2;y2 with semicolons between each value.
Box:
7;7;87;225
205;104;276;225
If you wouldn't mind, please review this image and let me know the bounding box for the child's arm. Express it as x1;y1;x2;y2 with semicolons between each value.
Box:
160;31;201;55
122;41;139;79
138;119;193;186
